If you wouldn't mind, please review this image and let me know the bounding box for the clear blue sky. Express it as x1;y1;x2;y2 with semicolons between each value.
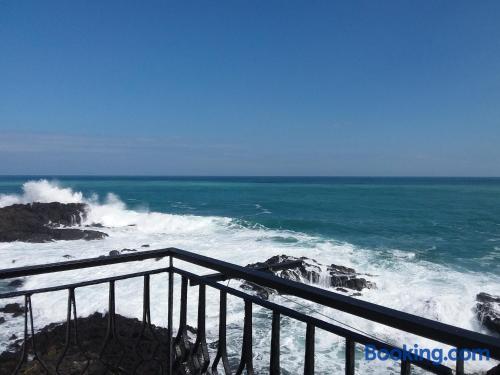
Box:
1;0;499;176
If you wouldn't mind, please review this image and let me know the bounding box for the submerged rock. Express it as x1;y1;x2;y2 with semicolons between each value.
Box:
0;303;24;317
242;255;375;299
0;202;107;242
476;292;500;335
6;279;24;288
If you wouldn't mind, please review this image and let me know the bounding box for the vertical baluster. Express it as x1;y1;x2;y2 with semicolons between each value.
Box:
56;288;89;374
70;288;89;374
133;275;149;374
12;295;50;372
212;290;231;374
174;276;189;367
13;295;30;373
304;323;315;375
456;348;464;375
56;288;75;373
101;280;117;351
167;257;174;375
99;280;125;370
143;274;151;324
400;359;411;375
191;284;210;374
345;338;355;375
132;274;157;372
236;300;254;375
270;311;280;375
29;295;50;371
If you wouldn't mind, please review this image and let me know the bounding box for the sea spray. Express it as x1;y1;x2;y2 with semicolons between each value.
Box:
0;180;498;373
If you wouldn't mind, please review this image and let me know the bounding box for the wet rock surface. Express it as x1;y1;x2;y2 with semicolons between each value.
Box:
0;312;173;374
0;202;108;242
0;312;212;375
487;363;500;375
476;292;500;335
7;279;24;288
242;255;375;299
0;303;24;317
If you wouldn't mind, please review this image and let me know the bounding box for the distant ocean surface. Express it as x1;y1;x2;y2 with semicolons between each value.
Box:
1;176;499;273
0;176;499;373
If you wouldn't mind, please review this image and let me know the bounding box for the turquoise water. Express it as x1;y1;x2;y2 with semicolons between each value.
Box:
0;176;499;373
1;176;499;274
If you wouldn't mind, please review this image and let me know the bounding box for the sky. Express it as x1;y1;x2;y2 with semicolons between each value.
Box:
1;1;500;176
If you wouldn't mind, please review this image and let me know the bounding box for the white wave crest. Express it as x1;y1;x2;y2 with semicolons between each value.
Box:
0;179;83;207
0;180;229;234
0;180;498;373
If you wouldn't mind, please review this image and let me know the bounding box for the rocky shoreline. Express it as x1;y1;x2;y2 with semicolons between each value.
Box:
0;312;173;374
242;254;375;299
0;202;107;242
476;292;500;336
0;202;499;373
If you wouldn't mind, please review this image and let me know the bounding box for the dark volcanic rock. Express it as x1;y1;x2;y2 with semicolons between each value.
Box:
476;292;500;335
87;222;104;228
0;312;172;374
0;312;200;375
0;202;107;242
0;303;24;317
7;279;24;288
242;255;375;300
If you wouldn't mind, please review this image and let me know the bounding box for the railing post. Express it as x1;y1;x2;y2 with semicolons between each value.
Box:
270;311;281;375
304;323;315;375
174;276;189;369
400;359;411;375
345;338;355;375
212;290;231;374
236;300;254;375
456;348;464;375
191;283;210;374
167;256;173;375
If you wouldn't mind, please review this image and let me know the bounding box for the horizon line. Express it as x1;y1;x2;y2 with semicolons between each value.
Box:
1;174;500;179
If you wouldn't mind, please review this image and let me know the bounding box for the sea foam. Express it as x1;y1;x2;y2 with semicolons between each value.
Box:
0;180;498;374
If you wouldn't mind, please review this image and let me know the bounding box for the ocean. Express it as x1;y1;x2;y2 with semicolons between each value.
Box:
0;176;499;374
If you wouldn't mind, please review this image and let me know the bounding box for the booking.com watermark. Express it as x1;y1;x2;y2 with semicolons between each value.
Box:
365;344;490;365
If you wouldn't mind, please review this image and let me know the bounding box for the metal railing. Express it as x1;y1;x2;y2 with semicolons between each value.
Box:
0;247;498;374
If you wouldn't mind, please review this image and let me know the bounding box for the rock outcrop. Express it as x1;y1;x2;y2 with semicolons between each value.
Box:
0;303;24;317
0;312;210;375
0;312;172;374
476;292;500;335
0;202;107;242
241;255;375;299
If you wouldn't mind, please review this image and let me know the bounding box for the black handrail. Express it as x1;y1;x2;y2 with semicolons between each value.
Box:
173;266;453;374
0;248;171;279
168;248;500;360
1;247;498;361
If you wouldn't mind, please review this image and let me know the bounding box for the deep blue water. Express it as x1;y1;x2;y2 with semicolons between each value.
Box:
1;176;499;274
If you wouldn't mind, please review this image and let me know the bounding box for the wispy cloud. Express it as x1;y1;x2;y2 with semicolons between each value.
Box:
0;132;239;154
